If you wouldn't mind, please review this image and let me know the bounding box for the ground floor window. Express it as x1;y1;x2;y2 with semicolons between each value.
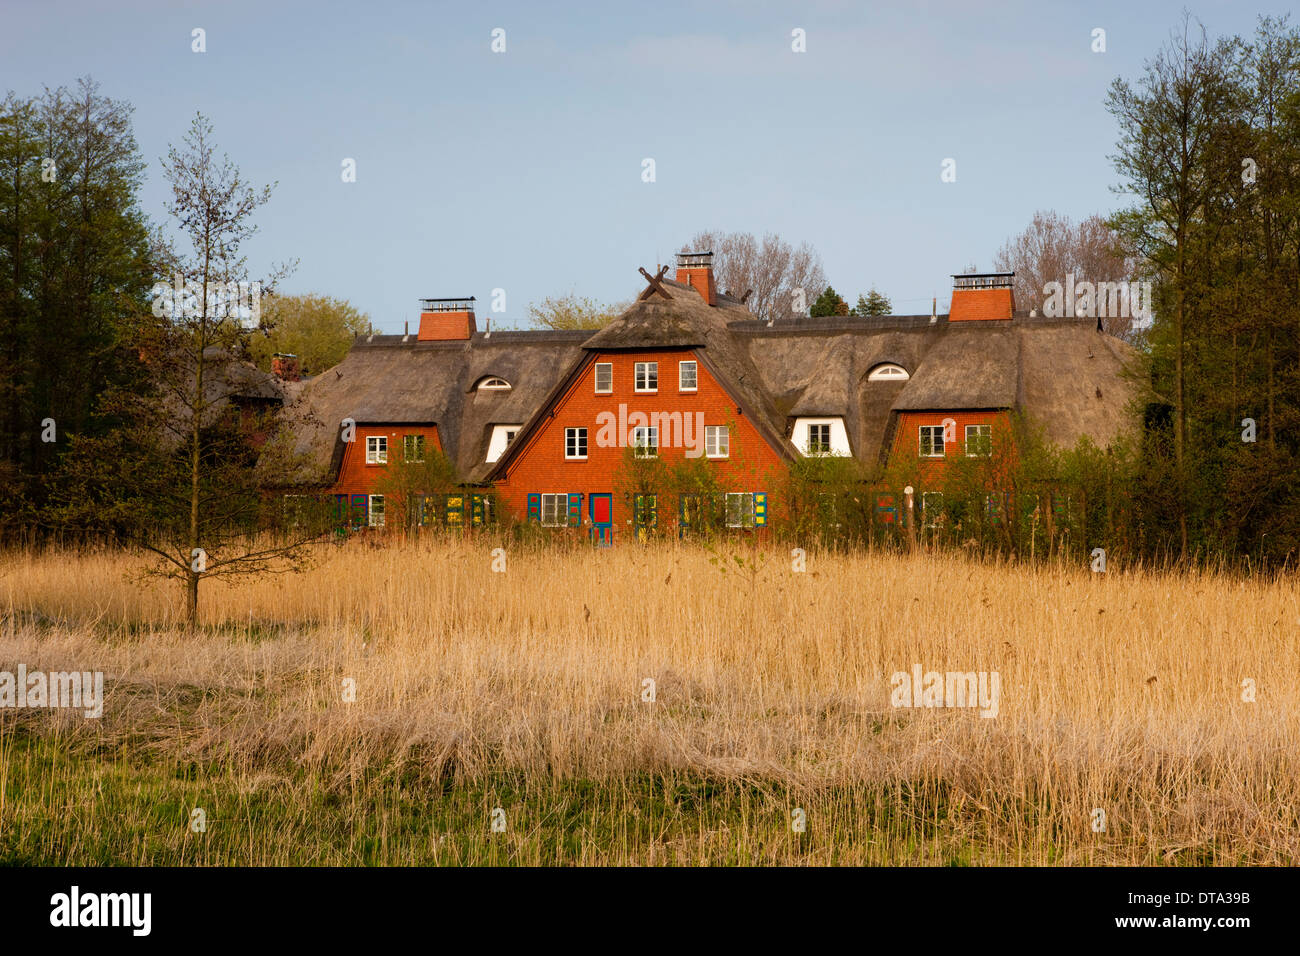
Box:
540;493;567;527
726;492;755;528
368;494;385;528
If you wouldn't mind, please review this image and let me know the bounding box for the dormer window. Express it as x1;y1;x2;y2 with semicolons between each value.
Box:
867;363;909;382
477;376;512;391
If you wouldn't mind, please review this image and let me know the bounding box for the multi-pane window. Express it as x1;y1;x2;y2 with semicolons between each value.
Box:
634;361;658;392
540;493;567;527
594;363;612;393
705;425;728;458
679;361;698;391
505;429;518;448
366;435;387;464
565;427;588;459
368;495;385;527
632;425;658;457
403;434;425;462
965;424;992;457
919;425;945;458
807;423;832;454
726;492;755;528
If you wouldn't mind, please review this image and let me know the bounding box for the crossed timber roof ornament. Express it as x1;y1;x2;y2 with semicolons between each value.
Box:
637;265;671;301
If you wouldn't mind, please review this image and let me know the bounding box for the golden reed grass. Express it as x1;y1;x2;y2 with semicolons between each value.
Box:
1;536;1297;864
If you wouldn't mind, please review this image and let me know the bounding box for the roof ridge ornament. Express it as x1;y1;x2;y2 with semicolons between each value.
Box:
637;265;671;301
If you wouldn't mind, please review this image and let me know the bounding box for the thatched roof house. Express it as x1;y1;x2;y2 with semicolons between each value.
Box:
270;259;1142;522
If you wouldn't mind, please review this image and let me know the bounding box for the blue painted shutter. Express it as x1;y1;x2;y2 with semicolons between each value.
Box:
527;493;541;523
753;492;767;527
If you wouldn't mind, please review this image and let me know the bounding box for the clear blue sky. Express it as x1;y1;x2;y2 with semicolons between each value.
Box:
2;0;1279;330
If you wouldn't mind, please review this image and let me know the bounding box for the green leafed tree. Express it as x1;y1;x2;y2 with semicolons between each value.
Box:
48;113;320;626
810;285;848;317
852;288;891;315
526;293;626;330
246;293;373;376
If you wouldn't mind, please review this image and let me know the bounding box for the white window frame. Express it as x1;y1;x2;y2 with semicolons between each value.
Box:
919;425;945;458
867;363;910;382
634;361;658;393
632;425;658;458
705;425;728;458
807;423;832;455
540;493;567;527
565;427;588;460
965;424;992;457
726;492;755;528
403;434;425;463
594;362;612;394
368;494;385;528
505;428;517;447
366;435;387;464
679;360;698;392
477;376;512;391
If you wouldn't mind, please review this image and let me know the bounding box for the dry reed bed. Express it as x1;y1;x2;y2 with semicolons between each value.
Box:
1;538;1298;862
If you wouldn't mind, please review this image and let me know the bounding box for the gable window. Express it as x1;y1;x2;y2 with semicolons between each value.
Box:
403;434;425;462
726;492;755;528
505;429;517;447
632;425;658;457
368;495;385;528
919;425;945;458
540;493;568;527
594;363;612;394
366;435;387;464
679;361;698;391
477;377;511;391
807;423;832;455
705;425;728;458
965;424;992;457
634;361;658;393
867;363;910;382
565;427;588;459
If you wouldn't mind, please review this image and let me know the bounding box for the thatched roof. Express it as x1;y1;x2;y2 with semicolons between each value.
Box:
274;330;589;485
736;314;1140;463
271;280;1142;488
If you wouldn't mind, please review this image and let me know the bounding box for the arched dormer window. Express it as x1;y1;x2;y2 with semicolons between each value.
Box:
476;376;512;391
867;363;909;382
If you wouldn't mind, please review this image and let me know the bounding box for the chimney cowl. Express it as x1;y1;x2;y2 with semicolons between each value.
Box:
674;250;716;307
417;297;477;340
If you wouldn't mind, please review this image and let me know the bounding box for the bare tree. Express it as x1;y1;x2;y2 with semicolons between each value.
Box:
684;230;827;321
992;210;1138;334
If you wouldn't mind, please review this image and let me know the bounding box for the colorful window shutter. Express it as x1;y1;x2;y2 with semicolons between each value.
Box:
472;495;484;526
446;495;463;525
875;493;896;524
351;494;368;528
527;493;541;522
753;492;767;527
567;493;582;527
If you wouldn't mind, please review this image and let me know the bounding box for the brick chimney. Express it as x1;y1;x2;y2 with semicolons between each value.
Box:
271;352;302;381
417;297;478;340
948;273;1015;321
675;251;716;307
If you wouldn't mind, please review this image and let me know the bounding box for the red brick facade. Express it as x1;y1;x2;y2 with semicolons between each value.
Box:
493;348;783;537
891;410;1012;481
331;423;443;496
